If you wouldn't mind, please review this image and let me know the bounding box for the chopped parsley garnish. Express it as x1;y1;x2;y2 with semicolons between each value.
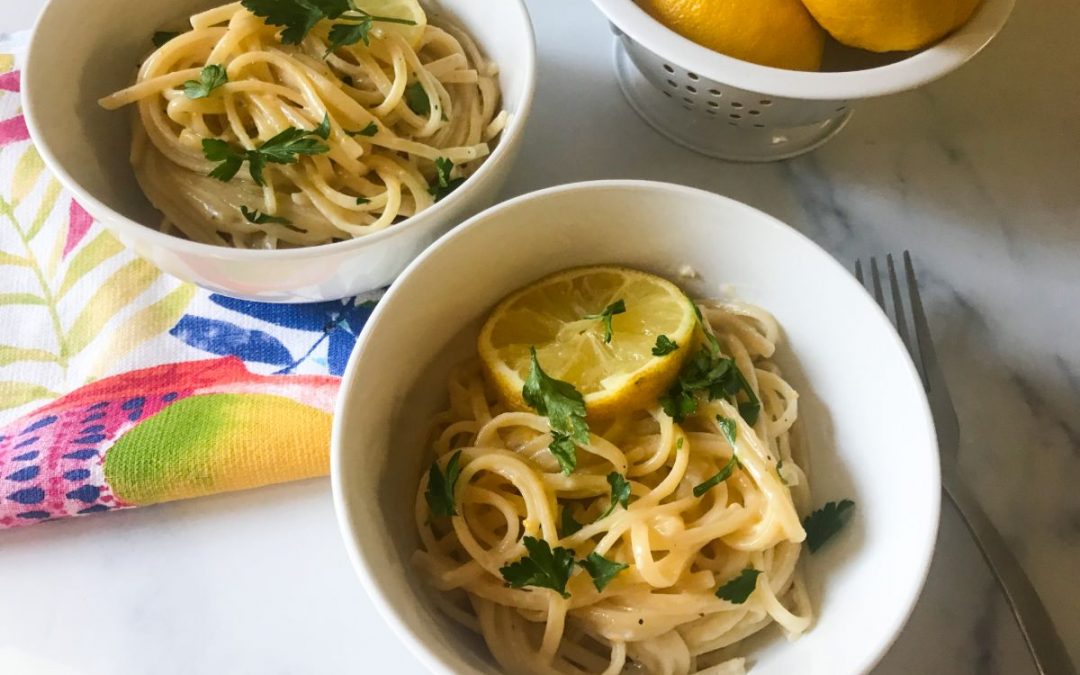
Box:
202;126;329;185
355;196;371;205
715;415;737;446
803;499;855;553
183;64;228;99
579;552;627;592
404;81;431;115
346;121;379;137
428;157;466;201
499;536;575;598
241;0;417;48
652;335;679;356
599;472;630;519
240;206;291;226
692;454;740;498
559;506;583;537
659;300;761;424
152;31;180;47
424;450;462;519
583;300;626;344
523;347;589;474
715;567;761;604
313;112;331;140
547;433;578;475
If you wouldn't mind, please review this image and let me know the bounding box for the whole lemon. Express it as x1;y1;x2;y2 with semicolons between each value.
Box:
641;0;825;72
800;0;982;52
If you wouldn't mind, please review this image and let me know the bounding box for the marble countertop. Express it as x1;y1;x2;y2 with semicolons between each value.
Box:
1;0;1076;673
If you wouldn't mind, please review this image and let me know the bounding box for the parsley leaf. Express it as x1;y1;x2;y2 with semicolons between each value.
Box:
733;368;761;425
583;299;626;344
240;206;291;225
424;450;463;519
313;112;331;140
203;127;330;186
257;126;330;164
328;16;373;50
652;335;678;356
579;552;627;592
659;317;760;424
355;196;371;205
242;0;350;45
152;31;180;47
405;81;431;115
715;415;737;446
183;64;228;100
715;567;761;604
776;459;790;486
559;506;583;537
499;536;576;598
202;139;245;182
599;472;630;519
346;121;379;137
242;0;416;49
692;454;740;497
428;157;465;201
523;348;589;472
548;431;578;475
803;499;855;553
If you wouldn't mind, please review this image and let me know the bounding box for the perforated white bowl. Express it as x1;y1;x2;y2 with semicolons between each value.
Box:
591;0;1014;161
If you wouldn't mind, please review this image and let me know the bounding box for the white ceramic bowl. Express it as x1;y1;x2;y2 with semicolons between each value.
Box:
589;0;1014;160
332;180;941;674
22;0;536;302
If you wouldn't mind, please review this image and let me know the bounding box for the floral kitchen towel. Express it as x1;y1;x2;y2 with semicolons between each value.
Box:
0;59;379;528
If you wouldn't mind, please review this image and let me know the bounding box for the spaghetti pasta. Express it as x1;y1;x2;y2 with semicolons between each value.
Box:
99;1;505;249
413;301;813;675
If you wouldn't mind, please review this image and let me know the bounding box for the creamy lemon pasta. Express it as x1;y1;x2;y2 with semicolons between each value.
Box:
99;0;505;249
414;297;819;675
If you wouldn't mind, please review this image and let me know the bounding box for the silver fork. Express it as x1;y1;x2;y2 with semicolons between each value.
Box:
856;252;1076;675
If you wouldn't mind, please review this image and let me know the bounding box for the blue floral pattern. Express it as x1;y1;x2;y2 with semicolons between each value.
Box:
170;294;378;376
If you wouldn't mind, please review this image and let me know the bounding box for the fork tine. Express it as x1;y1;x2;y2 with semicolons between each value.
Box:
886;254;914;358
870;257;886;308
903;251;935;390
854;259;864;284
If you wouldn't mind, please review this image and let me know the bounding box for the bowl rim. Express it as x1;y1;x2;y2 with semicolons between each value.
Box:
330;179;941;675
21;0;538;262
590;0;1015;101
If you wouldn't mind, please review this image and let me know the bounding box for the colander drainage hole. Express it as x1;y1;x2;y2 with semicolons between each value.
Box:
730;102;744;109
759;99;773;106
687;72;700;81
662;91;672;98
709;89;722;97
730;113;742;119
753;123;765;128
683;97;694;104
686;85;697;93
748;110;760;115
663;64;675;74
707;101;719;108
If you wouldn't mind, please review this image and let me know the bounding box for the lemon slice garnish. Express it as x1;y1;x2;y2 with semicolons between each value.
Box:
479;266;697;418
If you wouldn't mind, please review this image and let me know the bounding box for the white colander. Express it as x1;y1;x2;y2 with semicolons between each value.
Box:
590;0;1015;161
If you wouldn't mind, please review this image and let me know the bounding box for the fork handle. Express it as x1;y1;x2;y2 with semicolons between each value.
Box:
943;470;1078;675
